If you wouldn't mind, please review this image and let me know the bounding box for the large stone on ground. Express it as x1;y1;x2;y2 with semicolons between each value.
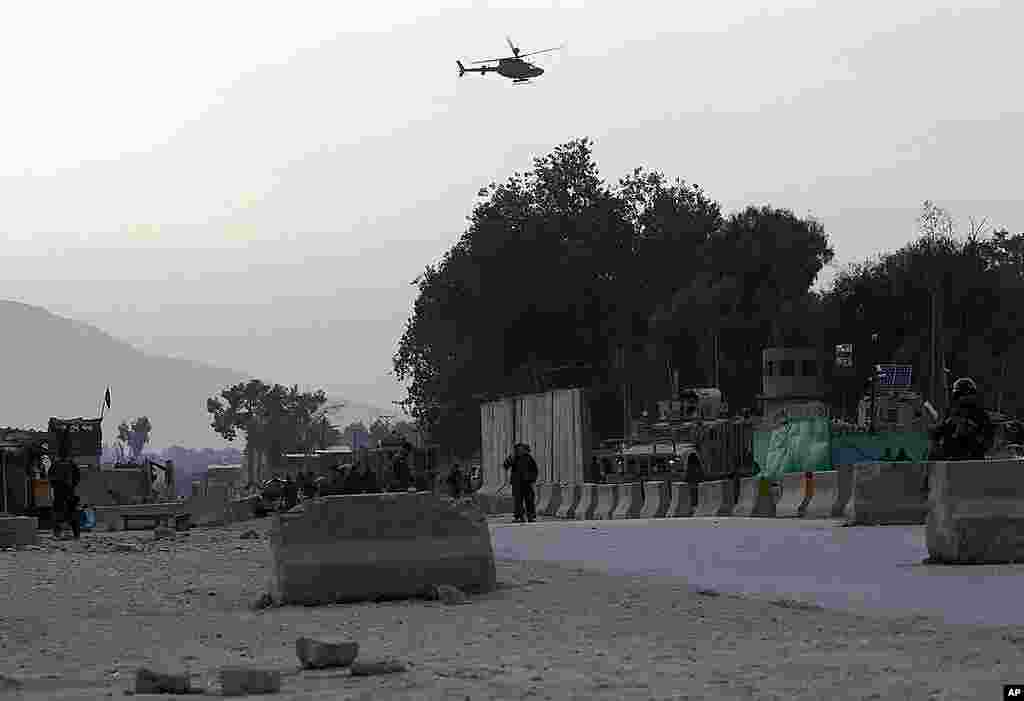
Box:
295;637;359;669
220;667;281;696
135;668;190;694
844;461;929;526
927;459;1024;564
0;516;38;547
270;493;496;605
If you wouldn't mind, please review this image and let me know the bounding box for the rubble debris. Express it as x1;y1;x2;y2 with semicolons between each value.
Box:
349;659;407;677
134;667;191;694
295;637;359;669
219;667;281;696
250;593;276;611
153;526;176;541
239;529;260;540
428;584;469;605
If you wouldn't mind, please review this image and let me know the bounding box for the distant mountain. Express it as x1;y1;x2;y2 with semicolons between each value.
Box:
0;300;396;450
0;300;251;450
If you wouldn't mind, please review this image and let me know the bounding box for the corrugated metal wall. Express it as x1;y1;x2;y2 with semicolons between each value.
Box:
480;388;590;489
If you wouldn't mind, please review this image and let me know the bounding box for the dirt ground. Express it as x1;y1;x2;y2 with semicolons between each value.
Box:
1;517;1022;700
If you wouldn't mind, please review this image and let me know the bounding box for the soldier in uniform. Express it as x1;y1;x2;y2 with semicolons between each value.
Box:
929;377;995;460
49;449;81;540
503;443;539;523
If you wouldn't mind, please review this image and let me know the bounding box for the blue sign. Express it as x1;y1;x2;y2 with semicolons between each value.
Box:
877;364;913;388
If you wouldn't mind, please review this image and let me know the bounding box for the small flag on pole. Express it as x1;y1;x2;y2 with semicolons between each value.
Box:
104;387;111;409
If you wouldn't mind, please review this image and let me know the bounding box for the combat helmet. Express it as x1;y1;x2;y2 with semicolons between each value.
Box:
951;377;979;400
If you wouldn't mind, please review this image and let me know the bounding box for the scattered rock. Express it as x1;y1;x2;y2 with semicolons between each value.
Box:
153;526;175;541
350;660;406;677
250;593;276;611
695;588;721;597
219;667;281;696
0;674;23;690
427;584;469;605
239;529;260;540
295;637;359;669
134;667;191;694
114;543;143;553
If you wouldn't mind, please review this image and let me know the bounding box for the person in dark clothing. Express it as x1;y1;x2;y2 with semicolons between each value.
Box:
283;476;299;509
588;456;603;483
342;465;363;494
504;443;539;523
685;453;704;510
924;377;996;495
302;472;318;499
357;463;380;493
49;455;81;539
929;377;995;460
447;464;465;499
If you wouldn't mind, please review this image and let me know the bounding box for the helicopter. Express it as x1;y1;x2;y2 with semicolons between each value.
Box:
457;36;562;84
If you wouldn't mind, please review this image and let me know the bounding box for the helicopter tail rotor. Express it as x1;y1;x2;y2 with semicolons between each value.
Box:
457;60;466;77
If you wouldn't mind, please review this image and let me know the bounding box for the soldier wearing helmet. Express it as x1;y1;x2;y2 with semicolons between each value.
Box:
928;377;995;460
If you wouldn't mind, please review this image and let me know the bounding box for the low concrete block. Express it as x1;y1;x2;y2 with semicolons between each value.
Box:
844;462;929;526
694;481;734;517
573;484;598;521
667;482;694;517
591;484;619;520
0;516;38;548
270;493;496;605
555;484;581;519
775;472;812;518
802;470;841;519
541;484;563;517
638;481;670;518
732;478;776;518
832;464;854;518
534;484;556;516
295;637;359;669
611;483;644;519
926;459;1024;564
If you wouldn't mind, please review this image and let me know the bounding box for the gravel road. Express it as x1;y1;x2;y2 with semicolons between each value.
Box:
1;517;1022;700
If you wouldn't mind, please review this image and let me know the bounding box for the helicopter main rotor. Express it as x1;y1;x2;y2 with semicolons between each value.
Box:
470;35;563;64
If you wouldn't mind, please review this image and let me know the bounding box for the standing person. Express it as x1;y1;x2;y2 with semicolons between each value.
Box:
588;456;602;483
48;451;81;540
929;377;995;460
685;452;705;511
503;443;539;523
357;461;380;493
446;463;465;499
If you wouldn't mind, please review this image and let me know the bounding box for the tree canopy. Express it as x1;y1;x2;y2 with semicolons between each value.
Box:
394;138;831;450
207;380;328;465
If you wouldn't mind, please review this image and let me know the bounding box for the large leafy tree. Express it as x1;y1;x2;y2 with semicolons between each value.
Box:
207;380;328;471
396;138;732;448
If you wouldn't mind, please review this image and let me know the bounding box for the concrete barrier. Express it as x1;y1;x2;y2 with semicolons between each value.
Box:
573;484;598;521
534;483;555;516
667;482;694;517
693;480;734;517
591;484;619;520
832;464;854;518
775;472;812;518
844;461;929;526
542;483;563;517
801;470;842;519
926;459;1024;564
269;492;496;605
638;481;670;518
732;478;776;517
95;502;188;531
0;516;38;547
612;482;644;519
555;484;582;519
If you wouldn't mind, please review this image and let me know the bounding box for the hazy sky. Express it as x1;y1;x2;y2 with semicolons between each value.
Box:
2;0;1021;411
